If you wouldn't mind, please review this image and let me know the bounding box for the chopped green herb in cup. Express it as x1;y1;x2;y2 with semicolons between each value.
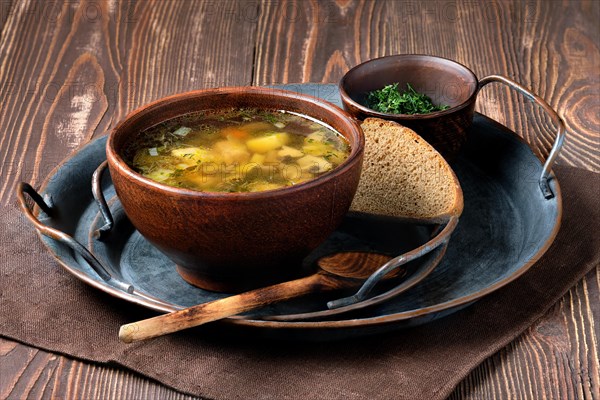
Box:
366;83;450;115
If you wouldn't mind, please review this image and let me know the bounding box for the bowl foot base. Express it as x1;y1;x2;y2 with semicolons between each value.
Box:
175;263;305;294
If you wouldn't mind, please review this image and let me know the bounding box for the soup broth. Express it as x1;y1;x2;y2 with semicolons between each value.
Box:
124;108;351;193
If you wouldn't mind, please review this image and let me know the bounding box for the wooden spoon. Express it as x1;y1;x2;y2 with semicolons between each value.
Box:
119;252;394;343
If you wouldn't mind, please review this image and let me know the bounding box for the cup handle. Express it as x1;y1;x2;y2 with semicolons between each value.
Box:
16;182;134;293
478;75;566;199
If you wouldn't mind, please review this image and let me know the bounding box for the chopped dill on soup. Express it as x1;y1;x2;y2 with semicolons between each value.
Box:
123;108;350;193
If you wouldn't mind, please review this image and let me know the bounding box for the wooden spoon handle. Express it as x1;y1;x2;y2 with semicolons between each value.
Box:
119;273;327;343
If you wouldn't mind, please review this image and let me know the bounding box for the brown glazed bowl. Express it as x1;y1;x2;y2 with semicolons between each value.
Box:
106;87;364;293
339;54;479;160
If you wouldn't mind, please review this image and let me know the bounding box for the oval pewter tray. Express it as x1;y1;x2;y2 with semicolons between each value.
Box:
19;84;562;340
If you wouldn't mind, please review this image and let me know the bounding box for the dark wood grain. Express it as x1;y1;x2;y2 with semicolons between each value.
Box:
0;0;257;203
0;1;598;399
0;339;197;399
254;0;600;170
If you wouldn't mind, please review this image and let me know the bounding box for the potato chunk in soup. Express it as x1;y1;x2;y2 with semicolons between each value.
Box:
124;108;350;193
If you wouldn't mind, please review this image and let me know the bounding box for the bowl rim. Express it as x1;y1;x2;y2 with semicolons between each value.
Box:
339;54;479;120
106;86;365;200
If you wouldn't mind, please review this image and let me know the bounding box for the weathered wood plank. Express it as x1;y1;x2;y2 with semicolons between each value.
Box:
253;0;600;170
1;1;598;399
0;0;13;32
0;339;198;399
0;0;257;203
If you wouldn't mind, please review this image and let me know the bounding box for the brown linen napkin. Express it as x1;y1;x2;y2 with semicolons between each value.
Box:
1;165;598;400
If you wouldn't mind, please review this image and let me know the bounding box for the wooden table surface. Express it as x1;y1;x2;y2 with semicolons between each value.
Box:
1;1;598;398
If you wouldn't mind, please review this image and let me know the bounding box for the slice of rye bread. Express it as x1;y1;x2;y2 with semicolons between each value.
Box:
350;118;463;223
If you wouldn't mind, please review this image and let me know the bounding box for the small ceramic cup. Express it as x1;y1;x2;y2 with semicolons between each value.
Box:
339;55;478;159
339;54;561;161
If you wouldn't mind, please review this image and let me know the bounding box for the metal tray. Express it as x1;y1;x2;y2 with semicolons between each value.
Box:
17;84;563;340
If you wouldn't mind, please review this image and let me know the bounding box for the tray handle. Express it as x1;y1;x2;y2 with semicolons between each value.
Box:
91;160;114;239
16;182;134;294
327;216;459;309
478;75;566;199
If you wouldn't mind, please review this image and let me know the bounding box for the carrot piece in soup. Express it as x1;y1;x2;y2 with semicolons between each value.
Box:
221;126;248;140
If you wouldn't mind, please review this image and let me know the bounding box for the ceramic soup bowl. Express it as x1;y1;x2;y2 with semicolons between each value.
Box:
106;87;364;292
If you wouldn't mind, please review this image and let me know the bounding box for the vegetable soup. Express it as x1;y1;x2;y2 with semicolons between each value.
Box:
124;108;351;193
